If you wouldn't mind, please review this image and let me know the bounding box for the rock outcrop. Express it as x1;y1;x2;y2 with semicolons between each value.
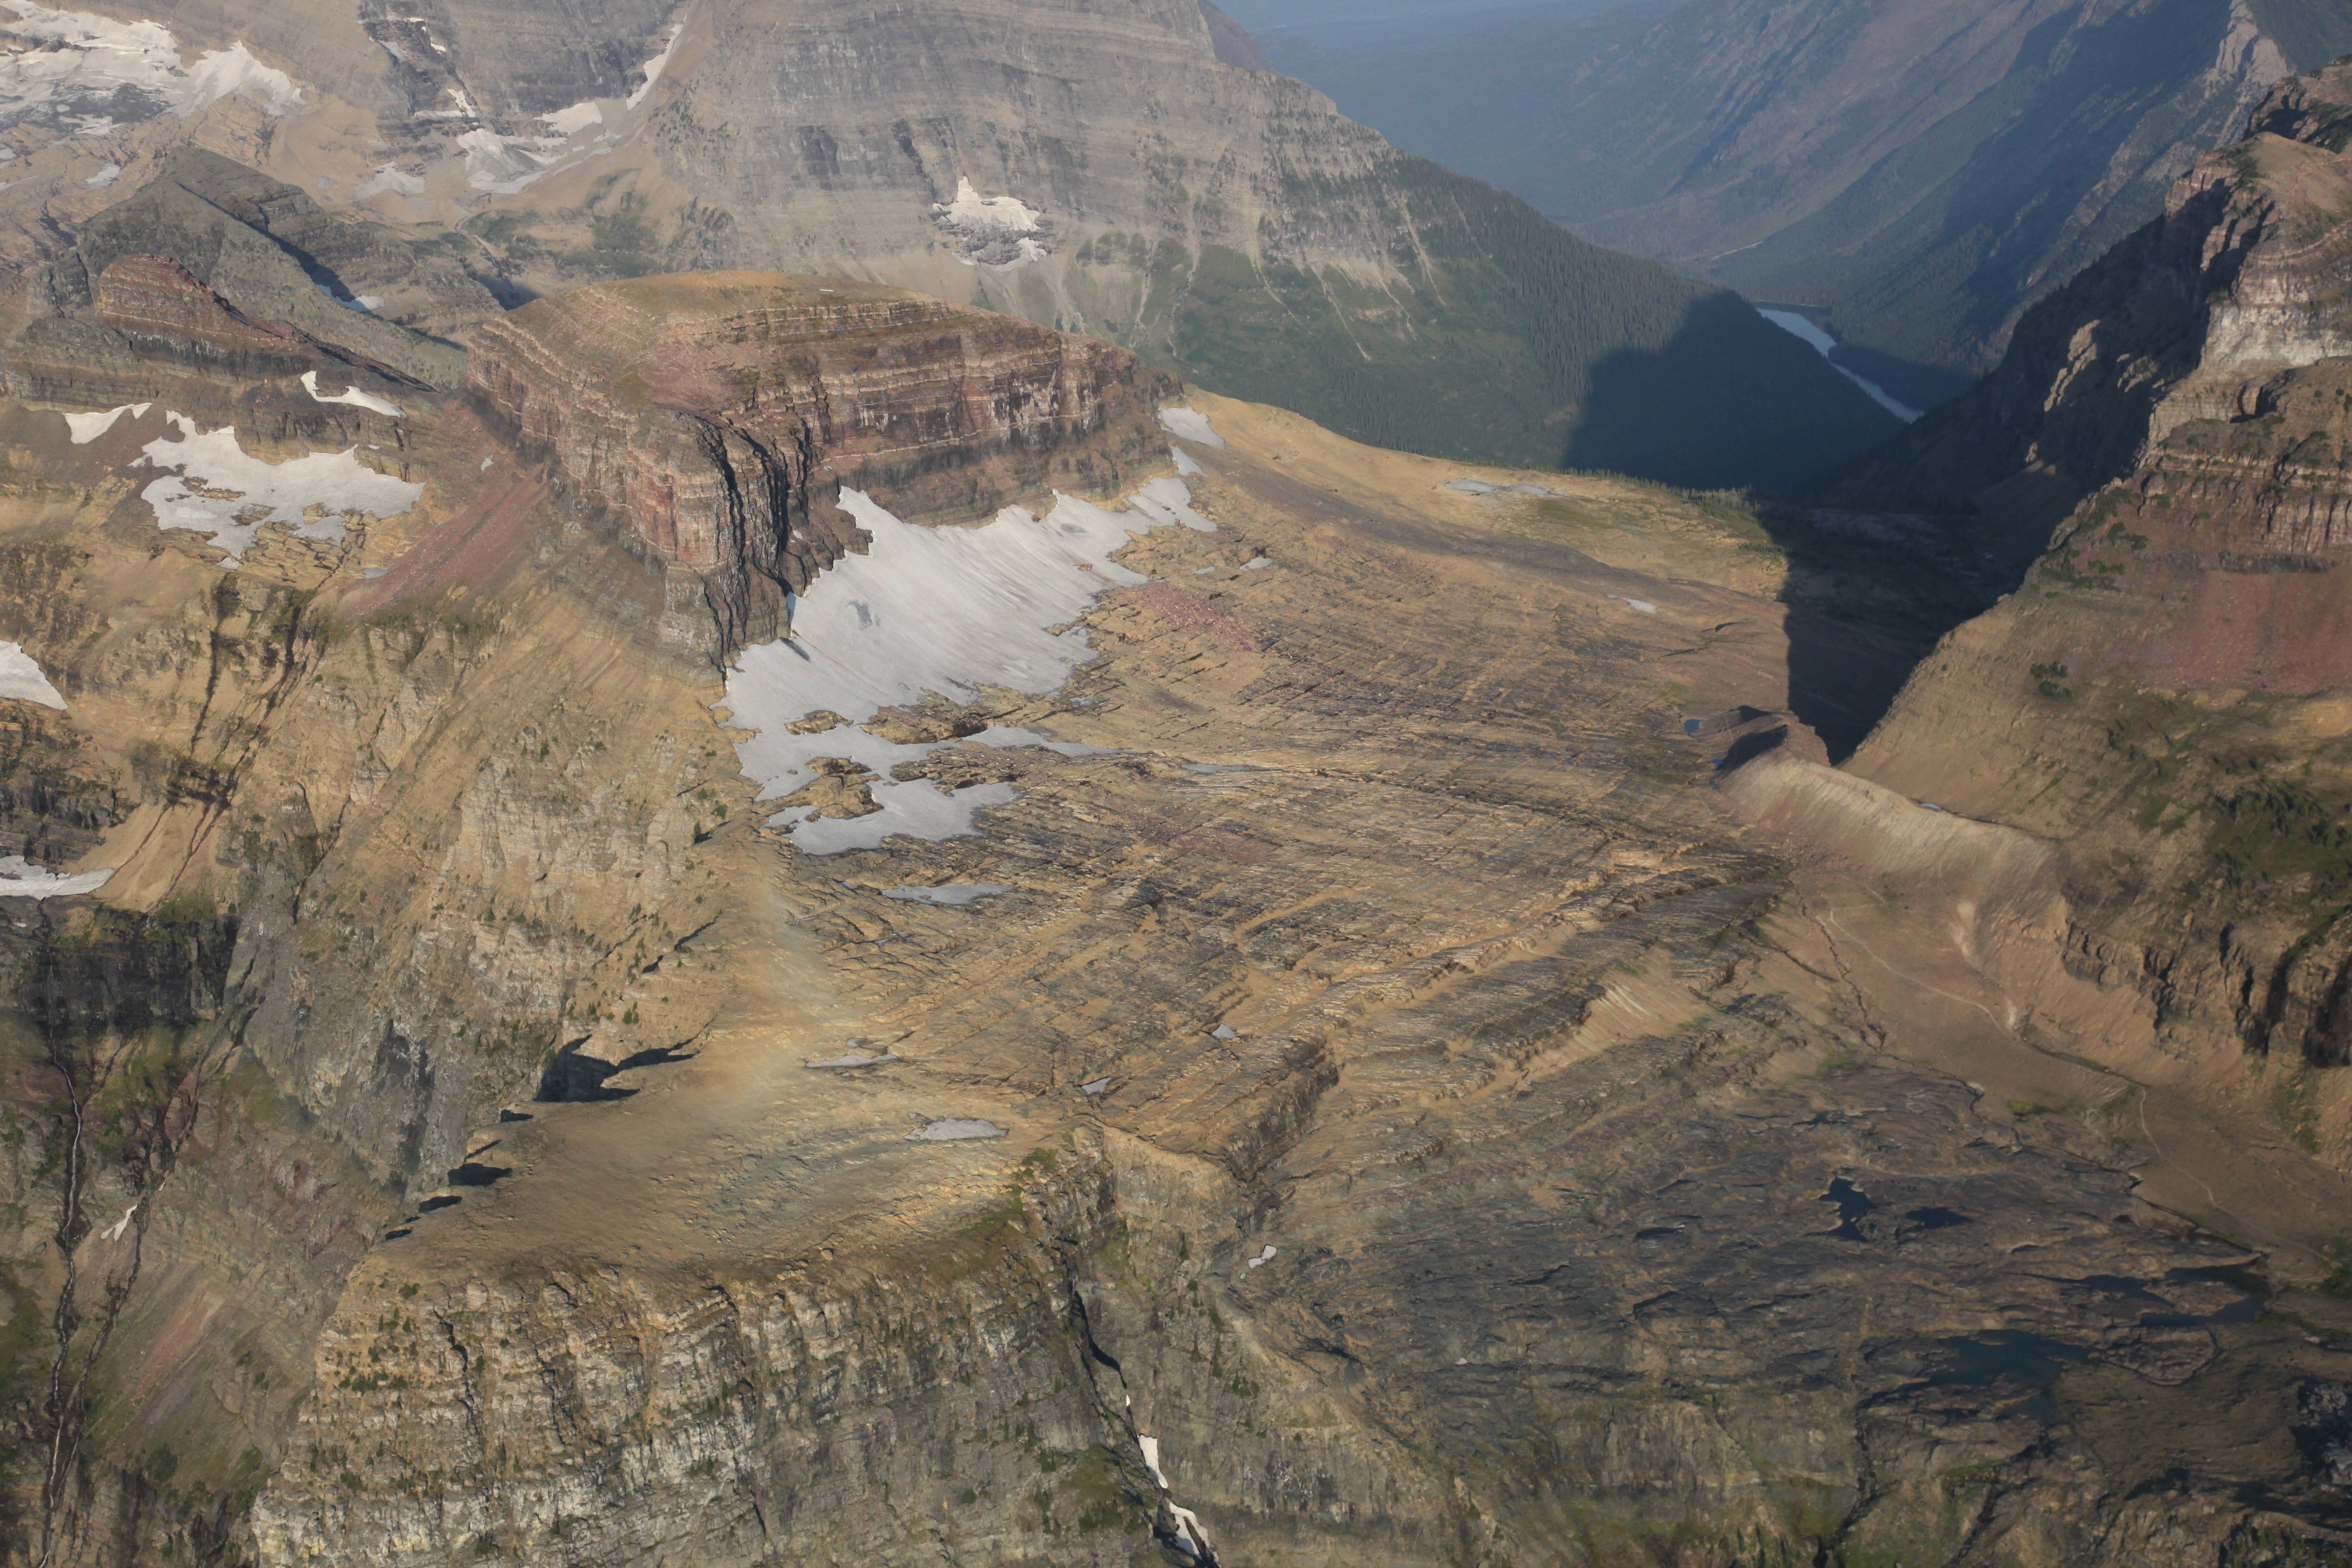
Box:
467;271;1178;658
1825;57;2352;537
0;152;500;413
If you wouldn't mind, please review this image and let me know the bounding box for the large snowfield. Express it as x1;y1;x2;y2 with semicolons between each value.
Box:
725;459;1219;854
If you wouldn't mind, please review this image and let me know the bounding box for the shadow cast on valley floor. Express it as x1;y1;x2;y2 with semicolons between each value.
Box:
1560;292;1903;493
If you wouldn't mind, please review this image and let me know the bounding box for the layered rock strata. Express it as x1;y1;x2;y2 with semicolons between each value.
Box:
1826;62;2352;1240
0;263;2342;1567
0;1;1898;488
1826;57;2352;537
467;271;1177;657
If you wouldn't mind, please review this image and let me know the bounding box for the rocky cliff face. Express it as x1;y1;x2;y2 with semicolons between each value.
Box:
0;0;1900;489
1834;55;2352;1276
1825;59;2352;540
465;271;1176;658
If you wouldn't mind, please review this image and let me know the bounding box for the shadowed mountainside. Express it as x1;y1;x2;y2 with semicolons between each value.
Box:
0;0;1898;490
1246;0;2352;408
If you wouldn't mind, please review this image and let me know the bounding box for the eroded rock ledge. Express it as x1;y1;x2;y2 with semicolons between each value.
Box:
465;271;1178;658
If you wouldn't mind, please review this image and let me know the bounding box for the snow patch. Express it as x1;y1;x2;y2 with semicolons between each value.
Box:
353;164;424;199
1157;405;1225;449
135;414;424;564
315;284;383;312
80;160;113;186
0;642;64;709
932;175;1048;267
539;100;603;135
456;126;568;194
0;6;300;143
101;1202;134;1241
301;371;402;418
176;40;299;116
0;854;110;898
1127;475;1216;533
627;18;684;109
1247;1243;1276;1268
970;724;1114;757
725;483;1204;854
906;1118;1006;1142
1134;1432;1213;1559
62;401;147;443
1171;445;1202;477
1606;594;1658;615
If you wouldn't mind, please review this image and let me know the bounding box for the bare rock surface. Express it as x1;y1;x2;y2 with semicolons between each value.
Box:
467;270;1174;656
0;247;2336;1565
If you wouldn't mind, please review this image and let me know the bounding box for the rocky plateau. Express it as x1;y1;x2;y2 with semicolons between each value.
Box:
0;212;2320;1568
0;14;2339;1568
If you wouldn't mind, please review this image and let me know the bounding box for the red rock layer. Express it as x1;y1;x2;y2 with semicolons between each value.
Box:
466;275;1170;549
93;255;320;370
2019;358;2352;694
464;272;1177;660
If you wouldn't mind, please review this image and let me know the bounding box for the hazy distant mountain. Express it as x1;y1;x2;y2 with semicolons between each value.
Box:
0;0;1899;490
1243;0;2352;410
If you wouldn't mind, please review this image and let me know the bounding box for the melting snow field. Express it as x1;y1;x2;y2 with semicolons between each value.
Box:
1136;1434;1212;1559
353;165;423;199
456;125;572;195
0;642;64;708
455;113;624;193
931;176;1048;267
301;371;402;418
627;18;684;109
135;415;424;563
1759;309;1923;423
0;4;300;139
0;855;110;898
1157;405;1225;449
62;401;147;443
540;101;602;136
725;482;1212;854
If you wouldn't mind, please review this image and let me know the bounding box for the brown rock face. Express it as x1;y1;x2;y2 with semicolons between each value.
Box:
465;271;1177;658
1844;57;2352;1140
94;255;322;373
